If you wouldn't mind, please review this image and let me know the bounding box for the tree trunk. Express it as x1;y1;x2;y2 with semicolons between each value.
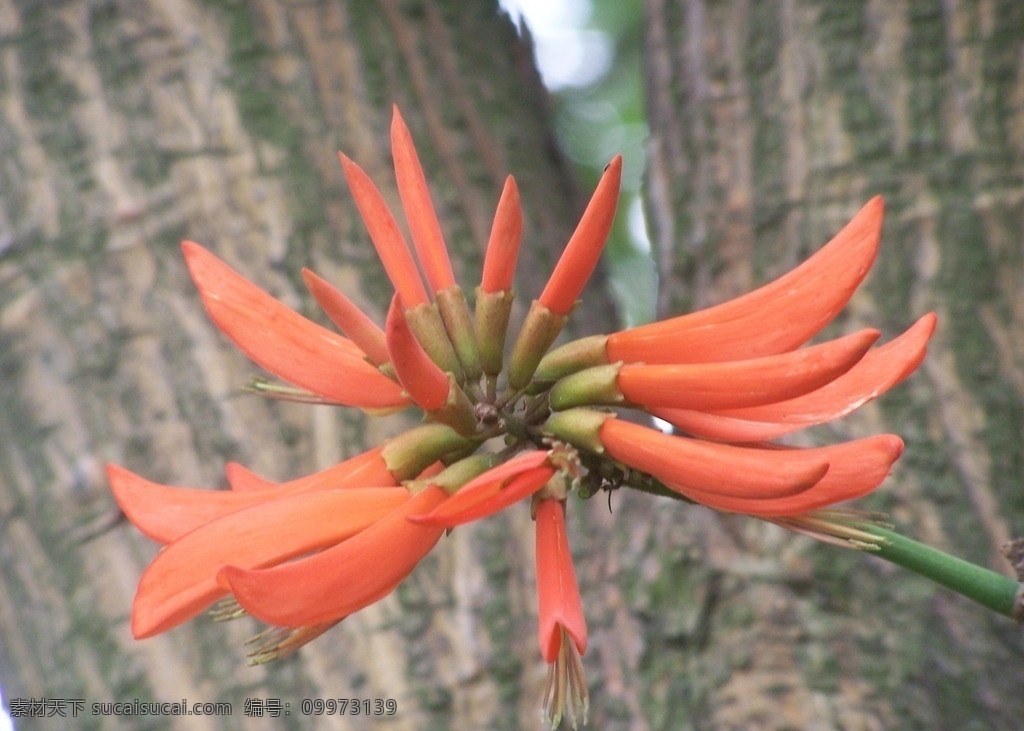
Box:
0;1;619;729
640;0;1024;728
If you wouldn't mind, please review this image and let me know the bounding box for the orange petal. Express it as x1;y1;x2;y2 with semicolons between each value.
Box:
409;452;554;527
671;436;904;516
339;153;430;307
223;462;275;491
538;156;622;315
302;268;390;366
480;176;523;293
618;329;878;411
182;242;407;410
225;446;398;493
131;488;409;638
655;313;936;441
599;419;828;498
390;107;456;292
220;485;448;627
108;447;394;543
535;499;587;661
385;295;451;411
607;197;884;363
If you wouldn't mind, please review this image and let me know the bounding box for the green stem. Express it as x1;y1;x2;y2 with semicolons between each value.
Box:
622;482;1024;623
866;526;1023;621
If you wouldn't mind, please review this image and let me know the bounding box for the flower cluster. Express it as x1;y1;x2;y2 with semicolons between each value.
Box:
108;107;935;728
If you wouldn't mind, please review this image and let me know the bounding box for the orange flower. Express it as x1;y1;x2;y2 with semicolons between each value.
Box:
109;106;934;725
338;152;431;308
220;485;448;628
537;156;622;316
130;486;410;638
390;106;457;293
301;267;390;366
409;451;555;527
607;196;885;363
182;241;408;412
480;175;523;294
535;498;588;729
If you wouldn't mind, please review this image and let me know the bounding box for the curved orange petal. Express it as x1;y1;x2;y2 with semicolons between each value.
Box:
536;499;587;662
223;448;397;494
219;485;448;627
538;156;622;315
599;419;828;499
108;447;394;543
340;154;430;307
669;435;904;516
607;197;884;364
655;313;936;441
385;295;451;411
409;451;555;527
391;107;456;292
223;462;275;491
302;268;390;366
131;488;409;638
182;242;407;410
480;175;523;293
618;329;878;411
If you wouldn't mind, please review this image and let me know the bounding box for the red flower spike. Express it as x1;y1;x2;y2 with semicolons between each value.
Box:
607;196;884;364
655;313;937;441
107;446;395;545
666;436;904;516
614;328;879;411
339;153;430;307
385;295;451;411
538;156;622;316
390;106;457;293
599;418;829;499
481;175;523;293
220;485;448;627
301;268;390;366
409;451;555;527
182;242;408;411
131;488;409;638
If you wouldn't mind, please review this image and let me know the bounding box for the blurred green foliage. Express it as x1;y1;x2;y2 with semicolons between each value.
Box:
506;0;656;326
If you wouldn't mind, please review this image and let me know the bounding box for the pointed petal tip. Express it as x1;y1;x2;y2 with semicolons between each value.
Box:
390;104;408;135
131;611;160;640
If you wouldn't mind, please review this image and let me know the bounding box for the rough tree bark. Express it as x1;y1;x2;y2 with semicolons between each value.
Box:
640;0;1024;729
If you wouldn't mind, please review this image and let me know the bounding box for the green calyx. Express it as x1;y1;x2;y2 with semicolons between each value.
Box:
381;423;479;481
436;285;482;382
404;454;495;495
405;302;463;380
474;287;516;378
426;374;480;437
506;300;570;391
533;334;609;385
542;408;612;454
549;364;624;411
